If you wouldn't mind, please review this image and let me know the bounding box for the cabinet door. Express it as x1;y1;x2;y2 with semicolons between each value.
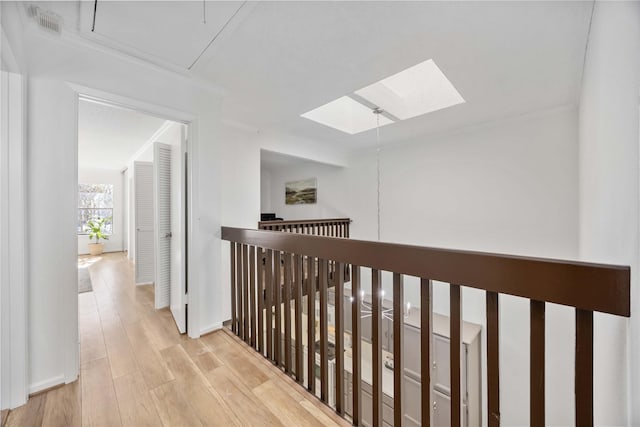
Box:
403;374;422;426
362;315;372;344
433;335;467;398
344;294;352;334
433;390;468;427
403;324;421;379
361;390;373;427
382;318;391;351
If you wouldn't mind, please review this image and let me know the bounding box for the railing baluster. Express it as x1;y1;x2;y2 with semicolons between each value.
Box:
450;284;462;427
352;266;362;426
335;262;345;415
243;244;250;344
372;269;383;426
319;258;329;402
295;254;304;383
266;249;273;361
307;256;316;394
250;246;256;348
274;251;282;366
257;248;264;354
230;242;237;334
487;291;500;427
237;243;244;338
576;309;594;427
530;300;545;427
284;253;292;374
421;278;433;427
393;273;404;427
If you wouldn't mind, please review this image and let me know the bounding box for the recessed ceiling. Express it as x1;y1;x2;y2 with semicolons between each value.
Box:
78;99;168;170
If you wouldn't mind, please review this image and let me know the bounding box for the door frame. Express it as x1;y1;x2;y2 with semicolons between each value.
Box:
70;85;200;367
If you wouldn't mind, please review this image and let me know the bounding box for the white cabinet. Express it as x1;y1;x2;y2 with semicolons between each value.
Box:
433;389;468;427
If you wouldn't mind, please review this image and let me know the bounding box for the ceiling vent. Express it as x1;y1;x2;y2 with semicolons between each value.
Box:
28;6;62;35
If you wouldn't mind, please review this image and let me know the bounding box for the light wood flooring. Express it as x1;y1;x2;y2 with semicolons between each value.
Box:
5;252;349;427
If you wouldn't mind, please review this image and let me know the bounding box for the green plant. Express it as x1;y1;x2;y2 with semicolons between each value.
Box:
85;217;111;243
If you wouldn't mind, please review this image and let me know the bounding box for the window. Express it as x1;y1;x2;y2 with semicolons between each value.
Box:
78;183;114;235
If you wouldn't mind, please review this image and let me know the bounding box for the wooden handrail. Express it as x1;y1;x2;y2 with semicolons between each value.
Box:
223;226;629;316
259;218;351;238
222;226;630;427
259;217;351;227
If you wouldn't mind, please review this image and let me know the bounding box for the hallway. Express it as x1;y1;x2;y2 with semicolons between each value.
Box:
5;253;348;426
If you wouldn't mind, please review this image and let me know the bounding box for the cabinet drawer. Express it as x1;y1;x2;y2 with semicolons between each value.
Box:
433;334;467;398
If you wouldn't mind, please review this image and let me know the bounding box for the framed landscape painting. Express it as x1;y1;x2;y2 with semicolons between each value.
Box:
285;178;317;205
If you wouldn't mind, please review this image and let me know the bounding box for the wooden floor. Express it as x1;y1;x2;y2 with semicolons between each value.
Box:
6;252;349;427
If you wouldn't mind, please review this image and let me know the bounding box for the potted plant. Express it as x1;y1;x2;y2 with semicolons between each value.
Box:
85;217;110;256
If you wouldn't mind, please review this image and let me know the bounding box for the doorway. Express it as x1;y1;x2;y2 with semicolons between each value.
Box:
76;96;189;334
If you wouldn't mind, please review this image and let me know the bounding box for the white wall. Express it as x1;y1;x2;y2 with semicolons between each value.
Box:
28;77;79;392
77;168;124;255
578;2;640;425
260;167;271;213
263;161;347;220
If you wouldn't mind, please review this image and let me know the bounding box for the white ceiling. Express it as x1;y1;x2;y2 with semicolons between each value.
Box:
261;149;342;171
78;99;167;170
32;1;592;151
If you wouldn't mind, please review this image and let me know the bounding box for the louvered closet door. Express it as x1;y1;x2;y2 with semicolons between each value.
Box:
135;162;155;285
154;143;172;309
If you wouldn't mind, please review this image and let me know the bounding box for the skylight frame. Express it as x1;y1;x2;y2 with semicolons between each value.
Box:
300;58;465;135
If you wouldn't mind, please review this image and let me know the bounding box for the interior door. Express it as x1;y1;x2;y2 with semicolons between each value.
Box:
134;162;154;285
169;127;187;333
154;142;172;309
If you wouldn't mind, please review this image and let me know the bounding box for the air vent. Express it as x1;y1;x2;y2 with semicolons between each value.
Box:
29;6;62;35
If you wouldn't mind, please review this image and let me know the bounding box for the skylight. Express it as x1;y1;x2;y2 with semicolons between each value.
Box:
300;96;394;135
301;59;465;134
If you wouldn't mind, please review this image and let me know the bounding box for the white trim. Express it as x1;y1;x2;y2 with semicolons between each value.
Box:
69;85;200;343
65;91;80;386
29;375;65;395
200;322;223;336
0;71;28;409
186;120;200;338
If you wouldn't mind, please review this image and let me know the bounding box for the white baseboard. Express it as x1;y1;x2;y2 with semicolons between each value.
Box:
200;322;223;336
29;374;65;395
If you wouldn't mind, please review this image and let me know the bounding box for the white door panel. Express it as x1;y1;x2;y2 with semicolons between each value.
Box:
154;143;172;309
135;162;154;284
169;126;187;333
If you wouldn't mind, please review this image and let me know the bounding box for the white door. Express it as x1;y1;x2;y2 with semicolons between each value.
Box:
134;162;154;285
154;143;172;309
169;127;187;333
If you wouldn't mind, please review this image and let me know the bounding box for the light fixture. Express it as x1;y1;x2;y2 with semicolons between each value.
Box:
301;59;465;134
353;287;411;321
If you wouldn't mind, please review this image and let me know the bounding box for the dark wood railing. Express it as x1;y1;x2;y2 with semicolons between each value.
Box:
259;217;351;238
222;226;630;427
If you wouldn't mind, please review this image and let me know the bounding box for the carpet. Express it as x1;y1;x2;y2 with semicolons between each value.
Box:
78;267;93;293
